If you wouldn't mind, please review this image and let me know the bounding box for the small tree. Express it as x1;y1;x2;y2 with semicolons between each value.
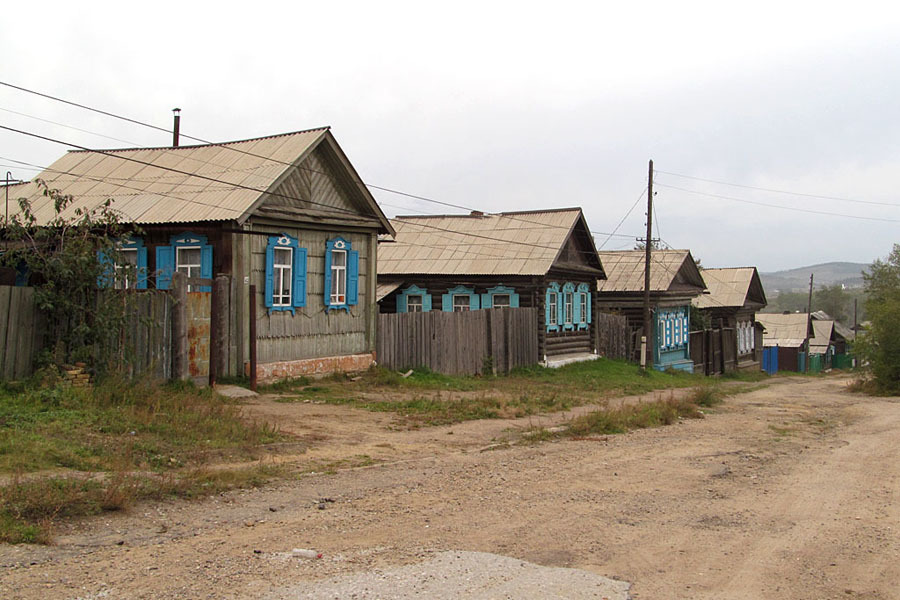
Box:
855;244;900;393
1;181;137;369
815;283;849;322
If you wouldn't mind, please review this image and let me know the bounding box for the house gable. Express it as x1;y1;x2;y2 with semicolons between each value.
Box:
549;213;605;276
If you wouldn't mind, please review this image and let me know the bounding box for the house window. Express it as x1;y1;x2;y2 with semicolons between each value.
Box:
579;293;587;323
482;285;519;310
442;285;478;312
273;247;292;306
562;282;576;330
330;249;346;305
545;282;561;331
576;282;591;330
115;248;138;290
564;293;573;324
453;295;470;311
156;233;212;292
397;284;431;313
176;246;203;291
324;237;359;312
492;294;510;308
265;234;307;313
98;237;148;290
407;295;423;312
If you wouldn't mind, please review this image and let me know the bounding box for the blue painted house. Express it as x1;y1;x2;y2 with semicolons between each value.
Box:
596;250;706;372
376;208;606;365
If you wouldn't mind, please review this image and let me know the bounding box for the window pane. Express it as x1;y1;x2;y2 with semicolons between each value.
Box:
492;294;510;308
177;247;201;267
407;295;423;312
332;250;346;267
453;295;470;312
274;247;292;267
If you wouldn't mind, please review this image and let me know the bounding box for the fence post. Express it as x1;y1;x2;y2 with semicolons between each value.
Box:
171;271;189;381
209;275;230;387
249;284;257;391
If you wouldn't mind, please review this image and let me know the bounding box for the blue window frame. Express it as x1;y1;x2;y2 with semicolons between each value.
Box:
98;237;148;290
324;237;359;312
397;284;432;313
156;232;212;292
562;282;576;331
264;234;307;314
657;307;689;351
442;285;479;312
576;282;591;330
545;282;560;332
481;285;519;310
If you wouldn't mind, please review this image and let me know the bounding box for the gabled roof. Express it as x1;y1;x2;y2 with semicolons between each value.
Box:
596;249;705;295
377;208;604;277
6;128;393;233
757;312;812;348
811;310;855;341
692;267;767;310
809;319;834;354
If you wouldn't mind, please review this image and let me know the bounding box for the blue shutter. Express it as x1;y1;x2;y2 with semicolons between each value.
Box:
156;246;174;290
136;246;148;289
293;247;307;308
442;293;452;312
423;293;432;312
481;293;491;308
347;250;359;305
397;292;408;313
469;293;479;311
509;291;519;308
323;245;333;309
97;249;114;288
199;245;213;292
264;243;275;308
586;292;592;324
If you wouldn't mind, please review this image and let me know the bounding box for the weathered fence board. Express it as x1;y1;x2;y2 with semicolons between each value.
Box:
690;327;738;376
377;308;538;375
0;286;43;380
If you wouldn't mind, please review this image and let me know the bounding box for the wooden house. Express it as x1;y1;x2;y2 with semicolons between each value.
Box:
376;208;606;366
691;267;767;371
756;312;813;372
596;249;706;372
7;127;394;382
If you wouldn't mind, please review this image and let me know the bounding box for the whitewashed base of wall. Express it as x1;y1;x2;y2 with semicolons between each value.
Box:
250;352;375;383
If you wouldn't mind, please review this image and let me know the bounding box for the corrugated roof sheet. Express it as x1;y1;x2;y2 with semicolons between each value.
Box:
757;312;810;348
378;209;593;276
596;249;705;293
692;267;756;309
6;128;329;225
376;281;403;302
809;319;834;353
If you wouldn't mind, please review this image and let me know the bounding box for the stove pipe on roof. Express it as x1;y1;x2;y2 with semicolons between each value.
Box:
172;108;181;147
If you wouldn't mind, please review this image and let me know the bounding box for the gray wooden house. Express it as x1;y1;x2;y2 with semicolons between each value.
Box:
376;208;606;365
691;267;767;371
8;127;394;381
596;249;706;372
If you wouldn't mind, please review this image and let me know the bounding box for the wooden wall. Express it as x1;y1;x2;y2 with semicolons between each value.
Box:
0;286;42;380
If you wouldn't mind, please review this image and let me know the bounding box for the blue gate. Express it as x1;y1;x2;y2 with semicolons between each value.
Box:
762;346;778;375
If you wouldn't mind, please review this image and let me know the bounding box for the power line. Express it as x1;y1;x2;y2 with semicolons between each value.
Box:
598;186;646;250
654;168;900;208
654;182;900;223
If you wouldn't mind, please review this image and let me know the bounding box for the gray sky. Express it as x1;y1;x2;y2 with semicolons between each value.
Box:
2;1;898;271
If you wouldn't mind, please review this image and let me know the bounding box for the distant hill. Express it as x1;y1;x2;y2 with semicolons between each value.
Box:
760;262;868;295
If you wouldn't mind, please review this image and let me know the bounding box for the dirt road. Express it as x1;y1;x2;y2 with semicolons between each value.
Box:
1;376;898;599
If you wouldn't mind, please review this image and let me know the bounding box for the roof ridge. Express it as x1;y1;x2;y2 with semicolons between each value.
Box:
392;207;582;220
66;126;331;154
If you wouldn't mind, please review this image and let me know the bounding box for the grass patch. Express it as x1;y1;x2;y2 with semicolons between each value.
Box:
0;377;281;475
566;395;704;436
0;464;283;544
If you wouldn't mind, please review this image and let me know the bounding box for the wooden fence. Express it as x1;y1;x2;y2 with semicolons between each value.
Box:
594;312;631;360
0;286;44;380
0;285;174;381
377;308;539;375
689;327;737;375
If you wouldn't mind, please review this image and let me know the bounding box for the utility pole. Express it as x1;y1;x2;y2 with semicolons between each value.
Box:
805;273;814;373
641;159;653;370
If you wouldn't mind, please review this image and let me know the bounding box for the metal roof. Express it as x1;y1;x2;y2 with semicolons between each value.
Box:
811;310;855;341
376;281;403;302
809;319;834;353
692;267;766;309
5;128;392;233
757;312;811;348
596;249;705;294
378;208;601;276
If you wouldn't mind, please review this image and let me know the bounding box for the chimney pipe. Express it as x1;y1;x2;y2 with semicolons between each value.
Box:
172;108;181;147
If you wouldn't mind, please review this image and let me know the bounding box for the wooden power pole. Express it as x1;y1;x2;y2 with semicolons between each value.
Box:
805;273;814;373
641;160;653;370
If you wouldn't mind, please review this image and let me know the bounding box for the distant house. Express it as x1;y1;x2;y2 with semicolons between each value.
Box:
7;127;394;381
810;310;855;368
756;312;813;372
692;267;768;371
596;249;706;372
377;208;606;365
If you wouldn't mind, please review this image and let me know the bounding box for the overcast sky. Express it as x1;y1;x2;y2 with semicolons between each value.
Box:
2;1;898;272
